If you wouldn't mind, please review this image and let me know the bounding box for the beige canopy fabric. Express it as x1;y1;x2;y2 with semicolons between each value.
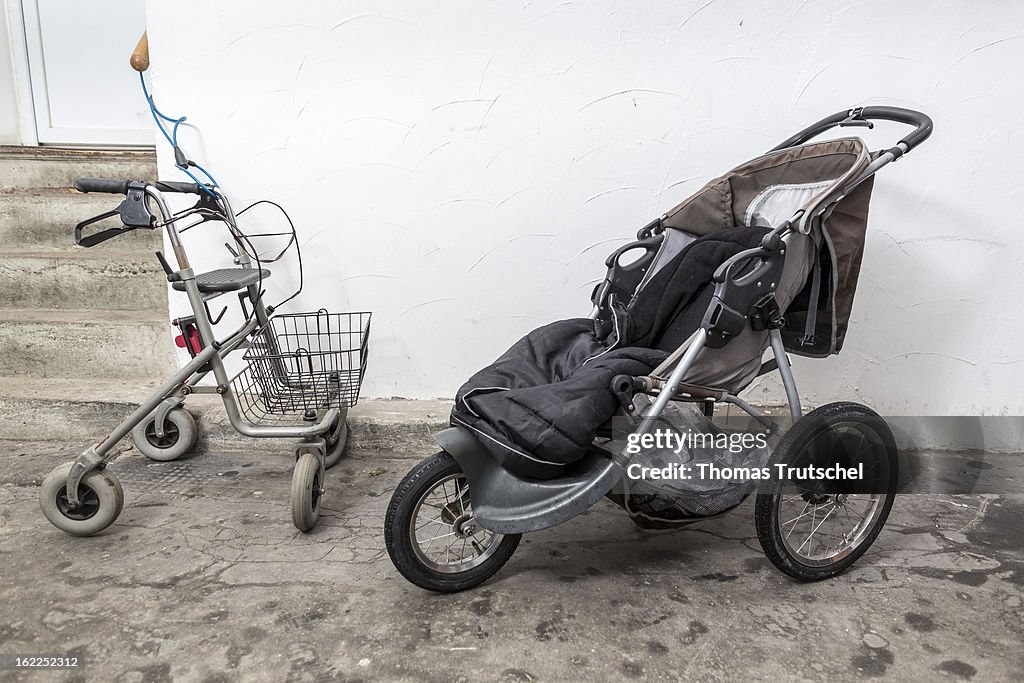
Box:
651;138;874;393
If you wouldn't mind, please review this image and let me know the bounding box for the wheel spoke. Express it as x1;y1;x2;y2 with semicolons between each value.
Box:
797;504;837;554
415;516;446;532
782;500;814;531
408;468;506;572
422;528;458;550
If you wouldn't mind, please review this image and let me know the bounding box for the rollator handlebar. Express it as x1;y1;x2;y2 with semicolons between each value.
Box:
74;177;205;195
74;177;130;194
771;105;933;158
154;180;205;195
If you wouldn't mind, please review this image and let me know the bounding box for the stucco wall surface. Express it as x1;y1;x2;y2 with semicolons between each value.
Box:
145;1;1024;415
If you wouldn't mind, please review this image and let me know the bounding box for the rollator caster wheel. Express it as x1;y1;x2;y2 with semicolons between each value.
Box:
323;418;349;470
755;402;899;581
131;407;198;462
291;451;324;531
384;451;521;593
39;463;124;536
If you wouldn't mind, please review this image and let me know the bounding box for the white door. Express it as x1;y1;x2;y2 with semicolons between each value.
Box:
21;0;151;146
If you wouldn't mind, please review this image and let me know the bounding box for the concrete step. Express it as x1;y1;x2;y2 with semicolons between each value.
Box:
0;308;175;380
0;375;449;457
0;146;156;191
0;188;162;251
0;250;166;311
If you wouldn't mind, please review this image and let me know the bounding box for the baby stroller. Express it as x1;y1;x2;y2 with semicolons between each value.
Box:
384;106;933;592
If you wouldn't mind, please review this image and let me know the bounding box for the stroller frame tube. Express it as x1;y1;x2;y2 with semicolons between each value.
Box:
62;184;338;509
643;331;709;421
637;328;800;436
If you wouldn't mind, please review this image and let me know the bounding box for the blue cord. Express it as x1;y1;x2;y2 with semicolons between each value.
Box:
140;72;220;198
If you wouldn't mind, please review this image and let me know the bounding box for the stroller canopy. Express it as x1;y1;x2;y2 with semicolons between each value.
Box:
662;137;873;359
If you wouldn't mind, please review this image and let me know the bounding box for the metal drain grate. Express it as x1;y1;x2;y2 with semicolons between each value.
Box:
110;455;288;501
114;460;209;494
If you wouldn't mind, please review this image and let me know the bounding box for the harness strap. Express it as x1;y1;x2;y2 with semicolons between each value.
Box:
801;238;823;346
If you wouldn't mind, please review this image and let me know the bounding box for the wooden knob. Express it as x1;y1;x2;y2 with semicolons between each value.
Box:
130;31;149;72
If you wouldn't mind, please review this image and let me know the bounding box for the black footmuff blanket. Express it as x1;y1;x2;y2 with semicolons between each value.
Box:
452;226;767;479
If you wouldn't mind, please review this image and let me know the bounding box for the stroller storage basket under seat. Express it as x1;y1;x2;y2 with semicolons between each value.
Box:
232;310;371;424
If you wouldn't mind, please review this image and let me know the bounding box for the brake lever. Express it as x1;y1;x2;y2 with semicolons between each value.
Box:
839;108;874;130
120;181;154;228
74;207;132;247
182;191;225;226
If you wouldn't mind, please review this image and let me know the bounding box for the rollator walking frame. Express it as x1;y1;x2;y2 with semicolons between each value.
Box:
44;177;370;534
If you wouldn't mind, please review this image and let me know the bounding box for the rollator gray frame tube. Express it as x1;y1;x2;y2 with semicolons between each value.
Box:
64;184;338;509
149;184;337;438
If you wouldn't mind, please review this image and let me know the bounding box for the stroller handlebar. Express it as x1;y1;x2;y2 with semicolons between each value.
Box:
771;106;933;158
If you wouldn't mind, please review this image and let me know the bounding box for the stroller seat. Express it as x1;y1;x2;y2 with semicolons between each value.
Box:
453;225;769;479
453;137;875;480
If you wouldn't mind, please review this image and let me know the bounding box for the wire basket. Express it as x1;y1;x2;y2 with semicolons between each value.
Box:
232;310;371;423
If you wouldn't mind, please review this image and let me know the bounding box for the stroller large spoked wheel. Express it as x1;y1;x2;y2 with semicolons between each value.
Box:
385;452;520;593
755;402;898;581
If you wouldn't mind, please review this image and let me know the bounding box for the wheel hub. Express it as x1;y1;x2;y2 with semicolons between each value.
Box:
56;485;100;520
145;420;180;448
801;490;831;505
453;513;477;538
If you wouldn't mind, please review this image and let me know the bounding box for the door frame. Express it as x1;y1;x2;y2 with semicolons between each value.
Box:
5;0;37;145
17;0;152;146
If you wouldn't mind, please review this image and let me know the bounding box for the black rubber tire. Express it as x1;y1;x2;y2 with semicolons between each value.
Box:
131;407;197;462
39;462;124;536
755;402;898;581
384;451;521;593
291;451;323;532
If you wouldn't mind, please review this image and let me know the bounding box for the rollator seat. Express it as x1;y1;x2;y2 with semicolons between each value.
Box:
172;267;271;293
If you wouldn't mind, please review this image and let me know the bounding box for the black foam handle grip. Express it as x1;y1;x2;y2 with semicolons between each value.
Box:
74;177;130;194
154;180;203;195
858;106;933;152
771;105;933;155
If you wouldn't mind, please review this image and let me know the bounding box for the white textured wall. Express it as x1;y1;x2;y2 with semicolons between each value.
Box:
146;0;1024;414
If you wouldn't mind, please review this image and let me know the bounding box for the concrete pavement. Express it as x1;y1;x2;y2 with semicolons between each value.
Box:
0;440;1021;681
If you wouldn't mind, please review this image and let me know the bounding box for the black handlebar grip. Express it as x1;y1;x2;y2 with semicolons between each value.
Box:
858;106;933;152
154;180;204;195
770;105;933;156
74;177;130;194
